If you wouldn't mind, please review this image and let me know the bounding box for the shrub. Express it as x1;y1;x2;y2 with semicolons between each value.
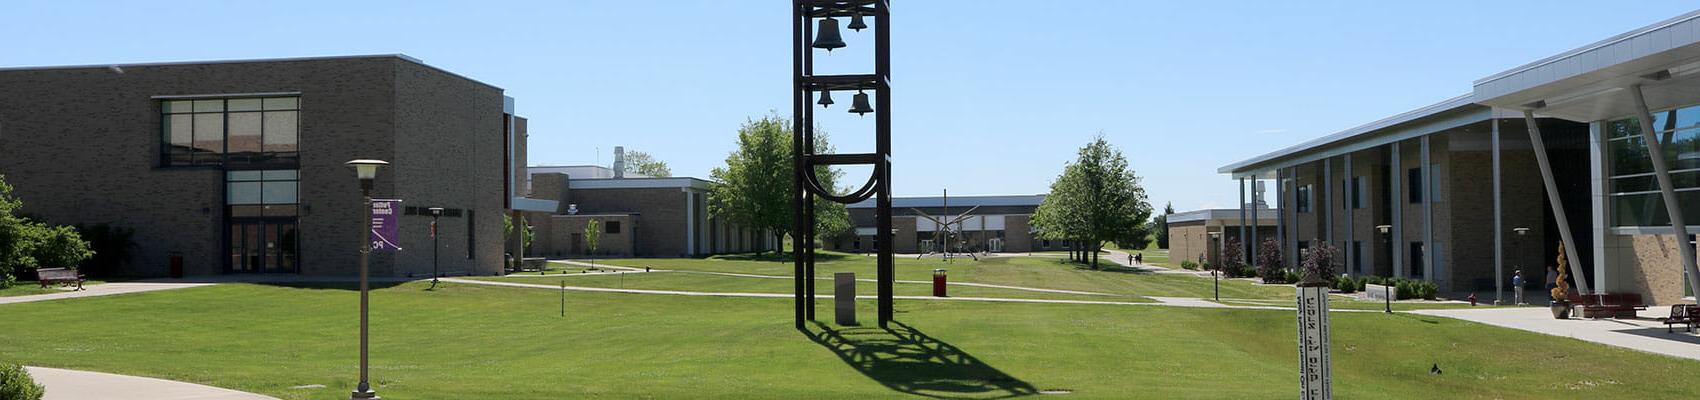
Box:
1334;275;1357;293
1179;260;1198;270
1283;269;1301;284
1220;236;1246;278
1299;240;1337;281
0;362;44;400
1255;238;1283;283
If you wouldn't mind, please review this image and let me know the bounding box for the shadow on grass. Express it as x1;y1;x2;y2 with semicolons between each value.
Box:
803;320;1037;399
712;251;853;263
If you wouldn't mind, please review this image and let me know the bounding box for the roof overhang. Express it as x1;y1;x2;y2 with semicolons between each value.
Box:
512;197;559;213
1473;10;1700;122
1217;95;1489;178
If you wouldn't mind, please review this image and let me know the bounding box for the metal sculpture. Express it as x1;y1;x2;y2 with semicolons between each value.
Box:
913;190;981;261
793;0;893;328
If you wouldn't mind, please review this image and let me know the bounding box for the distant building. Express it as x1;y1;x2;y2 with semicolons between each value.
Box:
828;195;1060;253
1166;207;1277;268
518;160;773;258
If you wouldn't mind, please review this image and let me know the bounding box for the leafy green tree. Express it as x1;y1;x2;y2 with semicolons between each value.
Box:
0;174;94;288
622;150;673;177
1153;202;1174;249
585;219;600;268
708;114;851;254
1031;135;1154;269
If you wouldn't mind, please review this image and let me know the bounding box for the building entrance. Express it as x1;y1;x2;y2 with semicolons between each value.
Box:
229;219;299;273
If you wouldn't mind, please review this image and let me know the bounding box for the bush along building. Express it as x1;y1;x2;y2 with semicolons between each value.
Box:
1222;10;1700;305
0;55;534;277
827;194;1058;254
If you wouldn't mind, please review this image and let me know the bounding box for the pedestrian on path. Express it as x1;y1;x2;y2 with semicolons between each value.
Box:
1135;252;1143;265
1511;270;1525;306
1544;265;1559;299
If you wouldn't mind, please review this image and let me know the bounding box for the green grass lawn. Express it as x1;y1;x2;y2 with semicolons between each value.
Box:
0;281;1695;399
469;271;1144;302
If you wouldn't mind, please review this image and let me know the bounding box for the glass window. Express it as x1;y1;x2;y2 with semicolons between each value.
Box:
1407;168;1423;203
192;113;224;160
160;96;299;167
606;221;622;234
262;181;297;204
263;97;299;110
227;112;262;161
228;182;262;204
192;99;224;113
263;111;298;157
1607;103;1700;226
228;98;263;112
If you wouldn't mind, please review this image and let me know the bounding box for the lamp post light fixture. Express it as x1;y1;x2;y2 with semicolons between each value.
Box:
344;159;388;400
428;207;444;287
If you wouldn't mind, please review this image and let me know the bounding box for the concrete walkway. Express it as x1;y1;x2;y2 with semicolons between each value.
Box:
26;366;276;400
1412;306;1700;362
0;282;215;305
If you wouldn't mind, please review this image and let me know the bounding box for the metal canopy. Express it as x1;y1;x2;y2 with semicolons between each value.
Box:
1473;11;1700;121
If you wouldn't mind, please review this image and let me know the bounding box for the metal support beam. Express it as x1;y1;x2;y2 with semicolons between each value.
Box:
1492;117;1504;304
790;1;806;329
874;0;894;328
1324;158;1333;244
1522;110;1592;295
1252;178;1260;265
1629;85;1700;299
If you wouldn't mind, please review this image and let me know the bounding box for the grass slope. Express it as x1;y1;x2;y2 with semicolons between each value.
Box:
0;282;1695;399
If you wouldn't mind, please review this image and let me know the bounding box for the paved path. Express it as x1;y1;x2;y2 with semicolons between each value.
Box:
0;282;215;305
26;366;276;400
1412;306;1700;362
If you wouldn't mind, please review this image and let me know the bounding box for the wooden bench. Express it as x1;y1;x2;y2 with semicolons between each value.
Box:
1565;293;1647;319
1660;304;1699;333
36;268;84;291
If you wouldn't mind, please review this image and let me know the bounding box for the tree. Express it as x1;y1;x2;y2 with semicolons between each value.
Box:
0;174;93;288
1031;135;1154;269
1256;237;1284;283
1153;202;1174;249
708;114;851;254
585;219;601;269
622;150;672;177
503;214;533;252
1300;240;1338;282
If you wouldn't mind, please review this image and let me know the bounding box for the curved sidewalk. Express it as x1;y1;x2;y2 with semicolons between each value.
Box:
0;282;214;305
26;366;276;400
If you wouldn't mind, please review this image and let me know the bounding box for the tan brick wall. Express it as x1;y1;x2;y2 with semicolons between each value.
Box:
1603;234;1692;305
1169;221;1210;267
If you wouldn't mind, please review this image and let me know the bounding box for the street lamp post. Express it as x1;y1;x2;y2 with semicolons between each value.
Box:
429;207;444;287
1376;225;1392;313
1207;231;1221;301
345;159;387;400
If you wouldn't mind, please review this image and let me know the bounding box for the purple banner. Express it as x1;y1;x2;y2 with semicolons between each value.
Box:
370;199;403;252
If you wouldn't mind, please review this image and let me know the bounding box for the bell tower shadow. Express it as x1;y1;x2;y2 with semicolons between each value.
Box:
802;321;1038;399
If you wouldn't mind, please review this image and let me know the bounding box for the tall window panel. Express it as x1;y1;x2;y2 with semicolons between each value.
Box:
1605;104;1700;227
160;96;299;167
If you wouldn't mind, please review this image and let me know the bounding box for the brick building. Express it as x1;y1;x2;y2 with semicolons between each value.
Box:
0;55;526;277
517;164;773;258
827;195;1058;254
1166;207;1278;268
1221;11;1700;305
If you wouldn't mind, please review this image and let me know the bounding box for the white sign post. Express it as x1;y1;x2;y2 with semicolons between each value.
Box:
1296;277;1332;399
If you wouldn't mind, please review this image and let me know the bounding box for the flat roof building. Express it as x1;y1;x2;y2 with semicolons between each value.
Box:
1222;10;1700;305
829;194;1055;254
0;55;525;277
519;164;773;258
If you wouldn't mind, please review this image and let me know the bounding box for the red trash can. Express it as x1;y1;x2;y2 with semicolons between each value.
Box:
169;253;184;278
933;268;947;297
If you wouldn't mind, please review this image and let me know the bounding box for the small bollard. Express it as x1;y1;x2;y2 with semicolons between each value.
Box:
835;272;857;325
932;268;948;297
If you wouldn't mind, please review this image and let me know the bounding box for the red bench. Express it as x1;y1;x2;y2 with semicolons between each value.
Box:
1565;293;1646;319
1661;305;1699;333
36;268;85;291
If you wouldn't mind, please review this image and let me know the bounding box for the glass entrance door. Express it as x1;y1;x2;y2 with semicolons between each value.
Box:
229;219;298;273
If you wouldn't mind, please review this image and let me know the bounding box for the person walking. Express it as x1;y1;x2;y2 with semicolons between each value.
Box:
1544;265;1559;300
1135;252;1143;265
1511;270;1525;306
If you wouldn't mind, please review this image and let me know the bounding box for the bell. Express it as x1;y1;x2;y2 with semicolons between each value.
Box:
848;13;868;31
817;90;834;108
848;90;873;115
812;18;846;51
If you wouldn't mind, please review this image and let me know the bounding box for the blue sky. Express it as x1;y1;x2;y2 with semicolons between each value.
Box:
3;1;1696;211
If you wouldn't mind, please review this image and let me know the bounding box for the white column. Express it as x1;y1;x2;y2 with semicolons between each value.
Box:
1391;142;1404;278
1345;152;1355;275
1492;116;1504;304
1240;177;1248;264
1589;120;1610;293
